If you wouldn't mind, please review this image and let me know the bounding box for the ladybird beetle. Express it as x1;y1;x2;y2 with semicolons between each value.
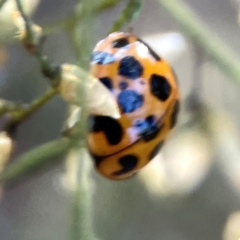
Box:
88;32;180;180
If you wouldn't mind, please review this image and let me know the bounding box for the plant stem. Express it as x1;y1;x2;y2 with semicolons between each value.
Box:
5;88;58;133
0;137;72;187
0;0;7;9
95;0;121;12
109;0;143;33
67;0;99;239
157;0;240;87
43;0;121;35
68;148;97;240
0;100;25;117
15;88;58;122
186;44;205;111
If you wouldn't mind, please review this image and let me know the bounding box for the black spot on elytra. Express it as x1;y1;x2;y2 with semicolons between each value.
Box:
119;56;143;79
91;51;115;65
113;155;138;176
142;127;162;141
88;115;123;145
170;100;180;129
99;77;113;90
112;38;129;48
146;115;155;124
137;38;161;61
119;81;128;90
134;115;163;142
118;90;143;113
149;140;165;160
150;74;171;101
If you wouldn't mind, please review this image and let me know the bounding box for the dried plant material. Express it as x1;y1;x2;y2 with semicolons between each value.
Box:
0;0;39;44
223;211;240;240
59;64;120;119
0;131;13;198
138;128;212;196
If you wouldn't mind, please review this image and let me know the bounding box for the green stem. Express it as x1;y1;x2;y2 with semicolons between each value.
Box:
6;88;58;132
157;0;240;87
0;0;7;9
69;148;98;240
15;0;61;85
109;0;143;33
67;1;99;240
43;0;121;35
0;137;72;186
0;100;24;117
70;1;95;68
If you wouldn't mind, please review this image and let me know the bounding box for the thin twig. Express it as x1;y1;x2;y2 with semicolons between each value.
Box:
5;88;58;133
68;148;98;240
42;0;121;35
109;0;143;33
66;0;101;239
157;0;240;87
95;0;121;12
15;0;61;86
0;99;25;117
186;44;205;112
0;137;72;187
0;0;7;9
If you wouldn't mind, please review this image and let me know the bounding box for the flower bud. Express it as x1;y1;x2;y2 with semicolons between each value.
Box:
12;11;42;54
0;0;39;44
0;131;13;198
59;64;120;119
0;132;13;171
